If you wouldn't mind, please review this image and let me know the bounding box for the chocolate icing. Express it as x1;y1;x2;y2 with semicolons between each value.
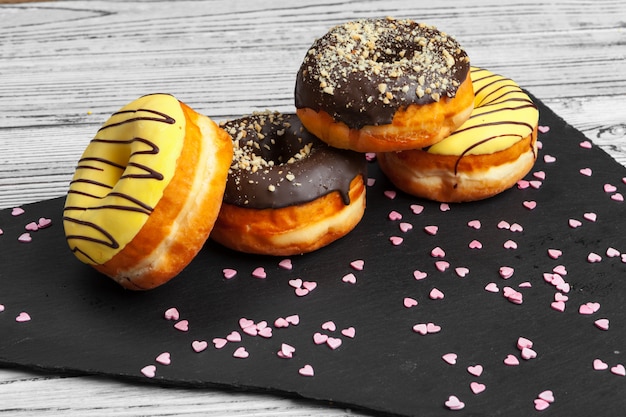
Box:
295;18;470;129
221;112;366;209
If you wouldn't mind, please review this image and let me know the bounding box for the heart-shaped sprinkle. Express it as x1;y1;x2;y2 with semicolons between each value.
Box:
413;270;427;280
509;223;524;232
485;282;499;293
467;365;483;377
37;217;52;228
468;239;482;249
442;353;457;365
252;267;266;279
18;233;32;243
242;325;258;336
313;332;329;344
587;252;602;263
321;321;336;331
445;395;465;411
285;314;300;325
522;200;537;210
593;359;609;370
412;323;428;335
274;317;289;328
583;212;597;222
503;240;518;250
568;218;582;228
435;261;450;272
365;152;376;161
141;365;156;378
470;382;486;395
431;246;446;258
383;190;397;199
548;248;562;259
579;167;593;176
580;140;592;149
403;297;418;308
341;327;356;338
424;225;439;235
389;236;404;246
174;320;189;332
278;258;292;270
239;318;255;329
543;154;556;163
499;266;515;279
0;304;4;312
439;203;450;212
504;354;520;366
288;278;303;289
557;282;571;294
426;322;441;333
233;346;249;359
294;287;309;297
553;264;567;275
299;364;314;377
222;268;237;279
212;338;227;349
551;301;566;312
226;331;242;342
326;337;342;350
534;398;551;411
606;247;621;257
610;364;625;376
258;327;272;338
399;222;413;232
538;125;550;133
497;220;511;229
611;193;624;202
278;343;295;359
302;281;317;292
554;292;569;302
529;180;542;189
533;171;546;180
604;183;618;193
164;307;180;321
25;222;39;231
594;318;610;330
517;179;530;189
517;337;533;350
503;287;523;304
155;352;171;365
388;210;403;221
467;219;481;229
410;204;424;215
12;207;25;216
15;312;31;322
192;340;208;352
455;267;470;278
342;273;357;284
429;288;444;300
521;347;537;360
350;260;364;270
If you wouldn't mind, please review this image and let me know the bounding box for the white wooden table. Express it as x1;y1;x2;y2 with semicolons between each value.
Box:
1;0;625;415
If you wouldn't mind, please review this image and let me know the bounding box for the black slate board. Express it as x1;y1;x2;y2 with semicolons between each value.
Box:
1;97;625;416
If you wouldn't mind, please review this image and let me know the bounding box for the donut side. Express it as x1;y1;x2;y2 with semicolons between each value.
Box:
95;103;233;289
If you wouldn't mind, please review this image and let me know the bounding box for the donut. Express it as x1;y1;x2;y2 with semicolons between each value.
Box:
377;67;539;203
211;111;367;256
63;93;233;290
295;17;474;153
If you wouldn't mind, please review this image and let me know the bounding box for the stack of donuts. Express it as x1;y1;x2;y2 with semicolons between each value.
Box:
63;17;539;290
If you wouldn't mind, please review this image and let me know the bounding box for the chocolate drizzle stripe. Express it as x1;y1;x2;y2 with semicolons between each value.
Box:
453;133;524;175
63;216;120;250
98;109;175;132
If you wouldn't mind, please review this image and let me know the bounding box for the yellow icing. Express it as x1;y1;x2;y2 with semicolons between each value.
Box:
63;94;185;265
427;67;539;156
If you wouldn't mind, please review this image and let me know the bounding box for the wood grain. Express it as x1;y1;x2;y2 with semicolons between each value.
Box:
0;0;625;415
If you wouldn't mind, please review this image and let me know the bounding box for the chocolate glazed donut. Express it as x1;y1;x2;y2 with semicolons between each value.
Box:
212;111;368;256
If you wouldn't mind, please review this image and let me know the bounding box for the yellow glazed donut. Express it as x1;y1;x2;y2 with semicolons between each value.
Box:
377;67;539;202
63;93;233;290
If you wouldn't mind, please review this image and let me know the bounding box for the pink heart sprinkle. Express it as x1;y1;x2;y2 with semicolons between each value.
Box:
498;220;511;229
302;281;317;291
403;297;418;308
212;338;227;349
285;314;300;325
534;398;551;411
587;252;602;263
424;225;439;235
455;267;470;278
435;261;450;272
504;354;520;366
222;268;237;279
553;265;567;275
517;337;534;350
288;278;303;289
239;318;255;329
610;364;625;376
226;331;242;342
413;270;428;280
485;282;499;293
499;266;515;279
522;200;537;210
155;352;171;365
431;246;446;258
517;180;530;189
141;365;156;378
174;320;189;332
0;304;4;312
280;343;296;357
538;125;550;133
580;140;592;149
429;288;444;300
509;223;524;232
548;248;562;259
388;210;403;221
467;219;481;229
37;217;52;228
11;207;25;216
533;171;546;180
467;365;483;377
383;190;396;199
25;222;39;231
604;183;618;193
468;239;482;249
242;325;258;336
299;364;314;377
445;395;465;411
611;193;624;202
412;323;428;335
593;359;609;371
278;259;293;270
557;282;571;294
341;327;356;338
274;317;289;328
543;154;556;163
233;346;249;359
470;382;486;395
594;318;609;331
389;236;404;246
342;273;357;284
18;233;32;243
252;267;266;279
192;340;208;352
442;353;457;365
554;293;569;302
606;247;621;257
294;288;310;297
521;347;537;360
15;312;31;322
326;337;342;350
569;218;582;228
503;240;518;250
583;212;597;222
529;180;542;189
350;260;364;271
399;222;413;232
321;321;336;331
313;332;329;344
164;307;180;321
579;168;593;177
440;203;451;212
551;301;566;312
410;204;424;215
365;152;376;162
258;327;273;338
426;322;441;333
